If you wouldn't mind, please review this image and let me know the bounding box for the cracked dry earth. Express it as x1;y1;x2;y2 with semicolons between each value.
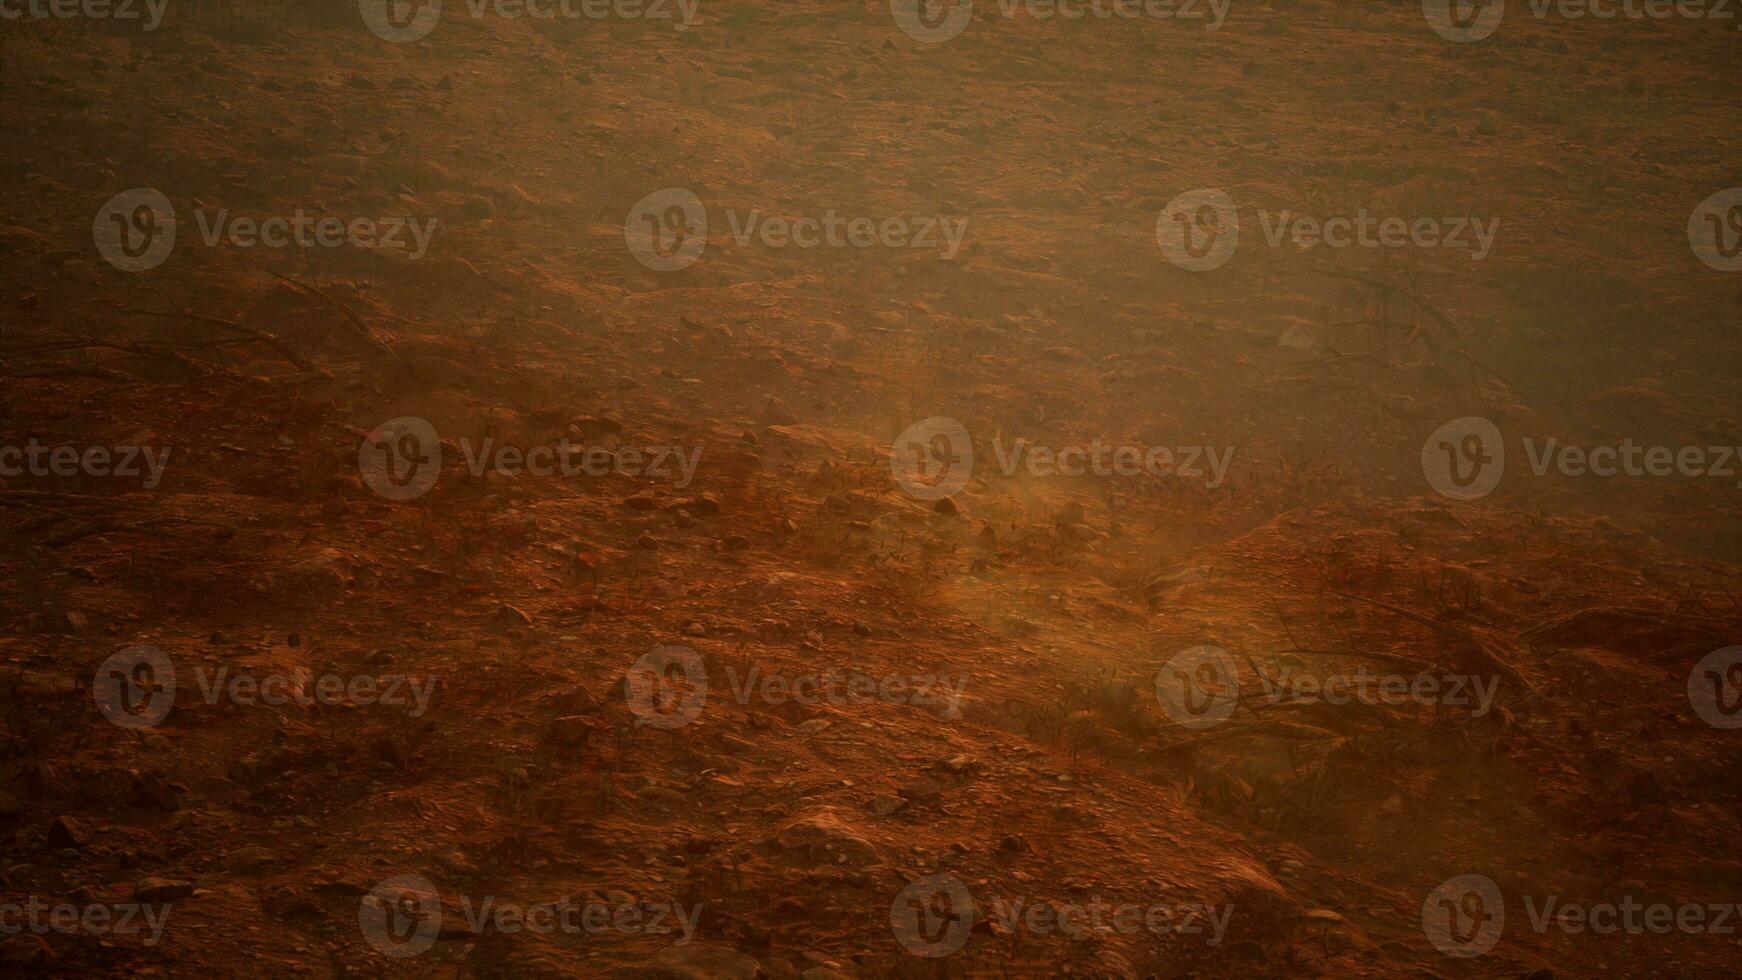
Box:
4;0;1742;977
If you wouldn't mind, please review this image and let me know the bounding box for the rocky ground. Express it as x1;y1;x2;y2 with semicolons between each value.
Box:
2;0;1742;976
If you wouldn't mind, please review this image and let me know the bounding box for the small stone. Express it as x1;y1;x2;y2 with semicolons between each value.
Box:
622;942;763;979
794;719;831;735
897;779;943;803
492;604;534;627
761;397;799;426
552;685;598;714
46;816;87;850
225;845;276;872
135;877;195;903
0;936;44;965
869;794;907;817
550;715;601;748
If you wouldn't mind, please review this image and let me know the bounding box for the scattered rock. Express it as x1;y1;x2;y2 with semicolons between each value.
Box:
552;685;599;714
550;715;602;748
135;877;195;903
869;794;907;817
492;604;534;628
761;397;798;426
46;816;87;850
616;943;763;979
0;936;45;966
897;779;944;803
225;845;277;873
